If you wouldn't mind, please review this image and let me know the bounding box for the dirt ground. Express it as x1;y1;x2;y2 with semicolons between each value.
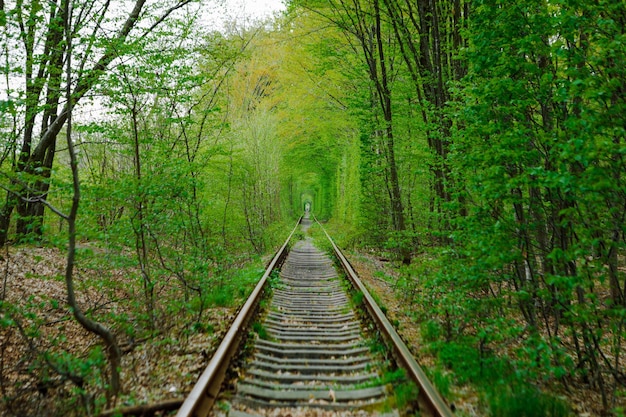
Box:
0;246;233;416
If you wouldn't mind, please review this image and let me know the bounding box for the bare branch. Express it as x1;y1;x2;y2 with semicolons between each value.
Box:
0;182;69;220
137;0;197;42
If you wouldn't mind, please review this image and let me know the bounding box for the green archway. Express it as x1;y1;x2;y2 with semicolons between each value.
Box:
287;171;333;220
301;192;314;213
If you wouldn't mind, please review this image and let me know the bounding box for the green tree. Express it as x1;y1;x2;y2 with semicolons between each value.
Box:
383;0;468;223
444;0;626;410
294;0;416;261
0;0;195;246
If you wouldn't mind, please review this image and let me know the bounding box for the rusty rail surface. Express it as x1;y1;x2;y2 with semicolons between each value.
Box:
176;218;302;417
315;218;454;417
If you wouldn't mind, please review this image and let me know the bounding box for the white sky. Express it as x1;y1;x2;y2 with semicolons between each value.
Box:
208;0;287;30
224;0;286;18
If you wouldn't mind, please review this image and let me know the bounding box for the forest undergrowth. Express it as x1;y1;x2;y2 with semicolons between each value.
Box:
0;244;266;417
346;248;626;417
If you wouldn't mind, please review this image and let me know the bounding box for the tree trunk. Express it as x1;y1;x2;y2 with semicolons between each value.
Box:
373;0;405;236
383;0;468;223
61;1;122;398
0;0;156;246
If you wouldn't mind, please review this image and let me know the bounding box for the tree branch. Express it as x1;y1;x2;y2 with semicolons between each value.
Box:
99;398;184;417
0;183;69;220
32;0;149;162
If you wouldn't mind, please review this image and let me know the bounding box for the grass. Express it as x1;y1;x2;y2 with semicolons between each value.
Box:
428;366;452;399
431;336;572;416
305;222;335;255
352;290;364;306
486;384;571;417
353;367;418;413
251;321;272;341
205;264;266;307
267;269;282;290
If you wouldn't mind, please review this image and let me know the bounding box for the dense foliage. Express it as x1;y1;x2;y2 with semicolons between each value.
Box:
1;0;625;415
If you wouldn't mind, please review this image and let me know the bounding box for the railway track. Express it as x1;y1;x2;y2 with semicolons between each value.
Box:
177;216;453;417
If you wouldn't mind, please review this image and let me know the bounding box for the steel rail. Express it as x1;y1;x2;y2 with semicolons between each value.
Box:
176;217;302;417
315;218;454;417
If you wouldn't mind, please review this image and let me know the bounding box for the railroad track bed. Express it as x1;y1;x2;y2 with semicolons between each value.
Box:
178;216;452;417
214;236;402;417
